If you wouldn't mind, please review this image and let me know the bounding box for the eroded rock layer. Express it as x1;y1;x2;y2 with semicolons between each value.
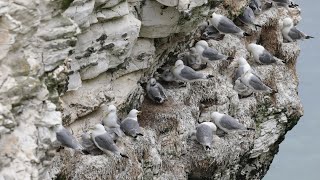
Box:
0;0;303;179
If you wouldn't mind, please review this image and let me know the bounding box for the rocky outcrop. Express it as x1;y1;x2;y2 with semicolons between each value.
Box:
0;0;303;179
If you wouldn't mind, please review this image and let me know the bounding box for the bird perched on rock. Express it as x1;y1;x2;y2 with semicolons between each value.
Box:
234;78;254;98
195;40;233;64
271;0;298;8
80;131;102;155
240;71;273;93
201;24;224;40
196;122;217;151
102;105;123;138
210;13;251;37
179;48;206;70
281;17;314;42
249;0;262;15
234;57;253;81
146;78;167;104
247;43;284;65
238;6;262;29
54;124;84;152
120;109;143;138
91;124;128;158
159;68;178;82
211;112;255;133
172;60;213;82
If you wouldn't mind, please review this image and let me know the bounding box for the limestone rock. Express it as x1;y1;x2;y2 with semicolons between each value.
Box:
0;0;305;179
156;0;178;7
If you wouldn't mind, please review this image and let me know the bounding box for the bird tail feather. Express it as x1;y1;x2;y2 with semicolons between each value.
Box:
243;32;251;37
120;153;129;158
206;74;214;79
227;56;234;61
306;35;314;39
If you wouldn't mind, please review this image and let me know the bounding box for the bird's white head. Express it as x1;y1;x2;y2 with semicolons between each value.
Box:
210;12;219;19
53;124;63;131
202;122;217;132
128;109;141;118
282;17;293;28
190;47;197;54
238;57;248;65
211;112;223;122
107;104;117;113
247;43;257;53
94;124;105;132
149;78;157;86
196;40;209;49
175;60;184;68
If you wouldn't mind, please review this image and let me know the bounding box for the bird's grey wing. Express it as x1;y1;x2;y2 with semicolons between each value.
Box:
259;50;276;64
196;125;213;144
202;48;226;61
56;128;81;149
148;85;162;100
94;133;119;153
239;7;254;24
234;66;245;81
288;27;305;40
180;66;204;80
182;54;193;65
81;133;94;148
156;83;167;98
120;118;140;136
218;17;241;33
204;25;220;35
220;115;245;130
249;74;268;91
81;133;101;153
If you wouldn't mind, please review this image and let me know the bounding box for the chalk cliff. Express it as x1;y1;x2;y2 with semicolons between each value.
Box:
0;0;303;179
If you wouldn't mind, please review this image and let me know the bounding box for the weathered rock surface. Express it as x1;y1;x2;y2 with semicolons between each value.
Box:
0;0;304;179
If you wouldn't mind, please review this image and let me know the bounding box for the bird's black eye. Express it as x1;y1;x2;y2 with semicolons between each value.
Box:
210;15;213;18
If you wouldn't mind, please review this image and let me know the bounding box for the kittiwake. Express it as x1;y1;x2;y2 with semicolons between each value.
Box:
201;24;224;40
247;43;284;64
179;48;205;70
234;57;252;81
249;0;262;15
238;6;262;29
80;131;102;155
195;40;233;63
91;124;128;158
146;78;167;104
160;68;178;82
210;13;251;37
234;78;253;97
172;60;213;82
271;0;298;8
281;17;314;42
196;122;217;151
102;105;123;138
120;109;143;138
54;124;83;152
240;70;273;93
211;112;255;133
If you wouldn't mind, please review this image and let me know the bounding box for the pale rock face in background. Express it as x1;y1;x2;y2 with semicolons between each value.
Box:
0;0;304;179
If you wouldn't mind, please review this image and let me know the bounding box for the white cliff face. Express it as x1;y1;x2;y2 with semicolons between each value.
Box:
0;0;303;179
